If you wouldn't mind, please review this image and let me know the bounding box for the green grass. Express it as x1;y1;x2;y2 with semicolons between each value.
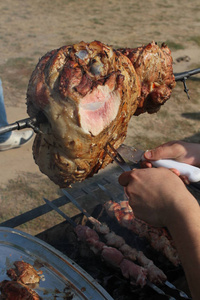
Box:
0;173;80;235
0;57;35;91
164;40;185;50
189;36;200;47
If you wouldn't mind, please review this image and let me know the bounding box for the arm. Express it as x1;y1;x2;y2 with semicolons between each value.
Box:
118;167;200;300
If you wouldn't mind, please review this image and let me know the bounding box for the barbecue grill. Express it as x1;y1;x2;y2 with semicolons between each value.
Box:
1;162;199;299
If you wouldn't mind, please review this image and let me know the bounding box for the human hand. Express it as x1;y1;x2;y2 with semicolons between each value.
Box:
143;140;200;166
118;167;193;227
142;141;200;184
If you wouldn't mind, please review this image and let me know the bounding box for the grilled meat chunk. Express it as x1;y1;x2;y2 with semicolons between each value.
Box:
119;41;176;115
27;40;175;187
0;280;40;300
104;200;180;266
27;41;140;187
7;261;41;285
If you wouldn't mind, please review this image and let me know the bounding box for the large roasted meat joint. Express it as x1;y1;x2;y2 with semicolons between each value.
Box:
27;41;175;187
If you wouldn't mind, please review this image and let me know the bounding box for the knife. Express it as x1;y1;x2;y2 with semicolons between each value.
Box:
117;144;200;183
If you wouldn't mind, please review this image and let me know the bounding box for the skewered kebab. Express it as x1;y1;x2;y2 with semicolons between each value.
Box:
61;189;191;299
44;197;191;299
97;183;180;266
104;199;180;266
62;189;167;284
74;224;148;287
43;198;148;288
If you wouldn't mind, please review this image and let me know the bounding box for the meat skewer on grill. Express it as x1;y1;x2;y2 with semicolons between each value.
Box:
103;197;180;267
60;191;191;299
43;198;148;289
43;198;186;299
62;189;167;284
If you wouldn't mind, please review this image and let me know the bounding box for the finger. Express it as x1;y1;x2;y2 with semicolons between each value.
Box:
118;170;132;186
144;143;177;161
140;161;153;168
180;175;190;185
168;168;189;184
169;168;180;177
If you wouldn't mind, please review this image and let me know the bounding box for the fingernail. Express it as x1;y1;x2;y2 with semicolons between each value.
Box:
144;150;152;159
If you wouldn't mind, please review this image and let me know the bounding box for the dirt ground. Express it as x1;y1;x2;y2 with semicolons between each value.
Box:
0;0;200;233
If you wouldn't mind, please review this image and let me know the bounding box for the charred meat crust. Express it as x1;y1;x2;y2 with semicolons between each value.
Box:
26;40;175;187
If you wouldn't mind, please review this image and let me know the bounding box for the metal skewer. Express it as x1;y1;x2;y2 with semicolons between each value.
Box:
96;184;192;299
165;281;191;299
105;142;132;172
43;197;77;227
62;189;189;300
174;67;200;100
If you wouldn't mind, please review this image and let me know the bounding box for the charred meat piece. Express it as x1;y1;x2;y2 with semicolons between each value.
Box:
74;224;148;287
27;41;140;187
119;41;176;115
27;41;175;187
7;261;42;285
85;212;167;284
104;200;180;266
0;280;41;300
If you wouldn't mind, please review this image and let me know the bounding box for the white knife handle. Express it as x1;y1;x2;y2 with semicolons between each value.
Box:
150;159;200;182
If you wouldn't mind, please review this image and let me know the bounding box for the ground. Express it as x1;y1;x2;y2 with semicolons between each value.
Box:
0;0;200;235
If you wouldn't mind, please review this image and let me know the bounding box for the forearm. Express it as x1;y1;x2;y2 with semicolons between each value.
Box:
167;195;200;300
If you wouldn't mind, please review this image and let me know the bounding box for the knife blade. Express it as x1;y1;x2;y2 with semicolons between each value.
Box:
117;144;200;183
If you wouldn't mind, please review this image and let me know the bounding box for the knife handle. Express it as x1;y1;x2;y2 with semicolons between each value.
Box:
150;159;200;182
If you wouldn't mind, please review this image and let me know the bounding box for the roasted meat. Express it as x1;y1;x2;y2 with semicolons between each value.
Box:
7;261;42;285
104;200;180;266
0;280;40;300
119;41;176;115
80;213;167;284
74;224;148;287
26;40;175;187
27;41;140;187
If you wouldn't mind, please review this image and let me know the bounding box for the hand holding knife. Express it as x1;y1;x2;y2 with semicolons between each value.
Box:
117;144;200;183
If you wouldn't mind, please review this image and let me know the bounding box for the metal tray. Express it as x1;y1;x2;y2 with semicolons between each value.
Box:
0;227;113;300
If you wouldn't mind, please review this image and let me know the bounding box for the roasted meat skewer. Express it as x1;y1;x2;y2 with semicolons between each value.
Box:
62;190;191;299
62;189;167;284
44;197;192;299
43;197;147;288
74;224;148;288
102;197;180;266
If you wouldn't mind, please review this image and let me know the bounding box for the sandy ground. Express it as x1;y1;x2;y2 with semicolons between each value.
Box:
0;0;200;186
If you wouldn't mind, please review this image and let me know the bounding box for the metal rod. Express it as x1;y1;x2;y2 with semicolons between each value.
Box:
43;197;77;227
147;281;176;300
174;67;200;81
0;117;40;135
62;189;91;218
165;281;191;299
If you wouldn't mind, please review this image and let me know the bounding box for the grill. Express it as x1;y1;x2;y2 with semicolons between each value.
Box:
1;163;199;299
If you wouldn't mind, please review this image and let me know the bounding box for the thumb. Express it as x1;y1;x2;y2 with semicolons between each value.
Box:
144;146;171;161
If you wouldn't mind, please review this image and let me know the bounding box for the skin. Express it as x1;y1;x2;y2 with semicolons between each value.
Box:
118;141;200;300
